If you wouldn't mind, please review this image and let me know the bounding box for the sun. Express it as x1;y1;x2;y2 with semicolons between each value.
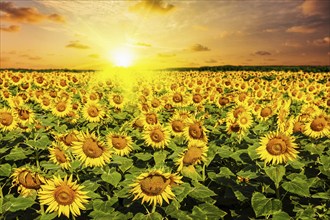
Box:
110;48;134;67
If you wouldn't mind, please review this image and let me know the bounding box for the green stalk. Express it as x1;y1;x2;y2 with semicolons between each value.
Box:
151;203;156;214
275;186;280;200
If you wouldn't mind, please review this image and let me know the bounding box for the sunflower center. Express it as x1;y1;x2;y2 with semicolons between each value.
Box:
151;99;161;108
150;129;165;143
18;171;42;189
146;113;157;125
189;124;203;139
310;117;326;132
54;148;67;163
1;112;13;126
230;123;241;133
233;107;245;118
87;106;99;117
171;120;184;132
240;117;248;125
173;93;183;103
18;109;30;120
90;93;98;100
183;146;203;165
56;102;66;112
193;94;203;103
112;136;127;150
113;95;123;104
12;76;20;83
54;185;75;205
218;97;229;106
140;175;170;196
63;132;78;146
261;107;272;117
266;138;287;155
293;121;303;133
82;138;103;158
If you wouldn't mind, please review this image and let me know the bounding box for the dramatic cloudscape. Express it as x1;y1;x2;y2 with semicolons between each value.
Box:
1;0;329;69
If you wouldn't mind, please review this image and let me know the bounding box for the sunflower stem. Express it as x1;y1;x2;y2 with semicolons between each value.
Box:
275;186;280;200
151;203;156;213
40;204;45;215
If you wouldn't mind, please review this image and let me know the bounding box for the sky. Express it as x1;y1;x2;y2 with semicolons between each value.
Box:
0;0;329;69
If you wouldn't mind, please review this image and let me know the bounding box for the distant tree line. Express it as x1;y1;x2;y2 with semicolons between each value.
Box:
167;65;330;73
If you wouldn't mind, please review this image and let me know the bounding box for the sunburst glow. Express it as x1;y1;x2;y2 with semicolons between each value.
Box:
109;48;134;67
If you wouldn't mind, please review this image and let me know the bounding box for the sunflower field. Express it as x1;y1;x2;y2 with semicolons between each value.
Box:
0;69;329;220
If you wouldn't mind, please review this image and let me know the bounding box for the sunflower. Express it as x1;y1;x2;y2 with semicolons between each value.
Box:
72;131;111;167
52;99;72;118
106;132;133;156
303;112;329;138
39;95;52;111
11;167;46;197
0;107;18;131
142;112;159;127
130;170;183;207
49;142;71;169
81;101;105;123
184;118;208;143
256;132;299;165
109;93;125;109
149;97;163;112
58;130;79;148
143;124;171;149
176;141;208;172
256;104;275;121
168;115;186;137
236;111;253;131
38;175;90;218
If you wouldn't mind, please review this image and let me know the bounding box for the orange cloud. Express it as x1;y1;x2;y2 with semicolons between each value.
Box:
0;25;20;32
189;44;210;52
310;37;330;46
66;41;90;49
130;0;174;14
300;0;330;17
286;25;316;34
0;2;65;23
255;51;271;56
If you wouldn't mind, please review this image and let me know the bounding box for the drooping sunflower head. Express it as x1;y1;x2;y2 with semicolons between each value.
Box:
107;132;133;156
130;170;182;207
11;167;46;197
0;107;18;131
168;115;186;137
38;175;90;218
143;124;171;149
184;118;208;143
49;141;71;170
176;141;208;172
256;132;299;165
59;130;79;148
72;131;111;167
82;101;105;123
303;112;329;138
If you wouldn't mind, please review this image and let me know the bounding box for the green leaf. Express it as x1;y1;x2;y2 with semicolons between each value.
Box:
153;151;168;166
9;196;35;212
163;202;192;220
217;145;233;158
272;211;291;220
282;178;310;197
264;165;285;188
5;147;31;161
288;160;305;169
251;192;282;217
248;144;259;160
305;143;326;155
40;212;57;220
134;152;152;161
101;171;121;187
198;202;227;219
217;167;235;178
40;161;60;170
172;183;193;202
190;206;207;220
0;163;11;176
93;199;116;213
189;181;216;199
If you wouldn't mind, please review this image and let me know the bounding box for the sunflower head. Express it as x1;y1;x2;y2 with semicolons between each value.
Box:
107;132;133;156
143;124;171;149
130;170;182;207
257;132;299;165
38;175;90;218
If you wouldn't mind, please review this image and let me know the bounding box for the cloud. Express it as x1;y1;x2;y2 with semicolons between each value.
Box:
219;30;243;38
205;59;217;64
134;42;152;47
300;0;330;18
255;51;271;56
66;41;90;49
88;54;100;58
189;44;210;52
286;25;316;33
158;53;176;58
263;28;280;33
0;25;20;32
0;1;65;24
20;54;42;60
310;36;330;46
284;40;302;48
130;0;174;14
